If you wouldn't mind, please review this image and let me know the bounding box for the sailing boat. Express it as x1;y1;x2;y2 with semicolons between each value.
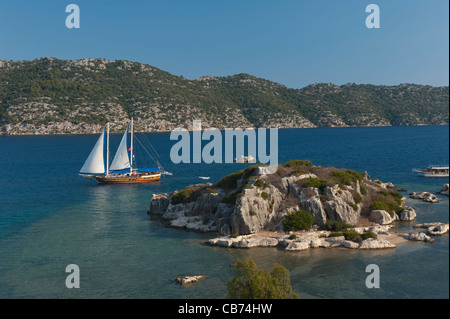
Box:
79;118;161;183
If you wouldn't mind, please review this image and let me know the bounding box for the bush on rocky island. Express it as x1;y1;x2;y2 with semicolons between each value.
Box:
284;210;314;231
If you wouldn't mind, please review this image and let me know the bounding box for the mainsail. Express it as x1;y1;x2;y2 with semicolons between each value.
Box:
80;126;106;174
110;124;131;171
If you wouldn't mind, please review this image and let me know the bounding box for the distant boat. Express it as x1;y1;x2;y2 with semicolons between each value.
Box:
79;118;162;183
413;165;449;178
234;155;256;163
199;176;210;180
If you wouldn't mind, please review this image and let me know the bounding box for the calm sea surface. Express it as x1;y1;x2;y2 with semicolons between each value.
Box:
0;126;448;299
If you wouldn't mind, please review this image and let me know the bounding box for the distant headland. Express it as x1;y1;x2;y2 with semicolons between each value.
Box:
0;58;448;135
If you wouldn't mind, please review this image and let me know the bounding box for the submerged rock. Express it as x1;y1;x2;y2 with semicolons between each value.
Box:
409;192;440;203
399;232;434;243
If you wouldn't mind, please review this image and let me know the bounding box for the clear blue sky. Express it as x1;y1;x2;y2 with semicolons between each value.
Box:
0;0;448;89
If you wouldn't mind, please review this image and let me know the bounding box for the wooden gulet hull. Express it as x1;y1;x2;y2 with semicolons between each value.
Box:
94;173;161;184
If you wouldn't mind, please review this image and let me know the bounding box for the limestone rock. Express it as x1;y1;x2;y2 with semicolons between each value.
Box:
359;238;396;249
148;193;170;214
322;186;359;225
342;240;360;249
414;222;445;229
399;207;417;221
279;174;317;195
230;185;282;235
283;241;311;251
399;232;434;242
427;223;449;236
369;210;393;225
409;192;439;203
175;275;207;286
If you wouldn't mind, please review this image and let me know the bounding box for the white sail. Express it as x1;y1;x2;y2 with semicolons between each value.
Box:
109;124;131;171
80;127;106;174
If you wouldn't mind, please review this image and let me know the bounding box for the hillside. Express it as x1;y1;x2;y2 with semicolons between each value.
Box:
0;58;448;135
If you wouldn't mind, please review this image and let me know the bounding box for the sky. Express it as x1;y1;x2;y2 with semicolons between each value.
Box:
0;0;448;89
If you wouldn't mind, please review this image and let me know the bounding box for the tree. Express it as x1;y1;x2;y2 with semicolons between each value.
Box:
227;258;300;299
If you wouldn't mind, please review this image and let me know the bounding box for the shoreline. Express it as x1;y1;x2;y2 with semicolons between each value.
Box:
1;124;448;137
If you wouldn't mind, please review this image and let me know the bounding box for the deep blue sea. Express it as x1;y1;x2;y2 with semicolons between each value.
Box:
0;126;448;299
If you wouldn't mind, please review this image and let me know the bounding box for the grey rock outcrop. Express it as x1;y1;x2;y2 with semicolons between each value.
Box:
322;185;359;225
399;232;434;243
230;185;283;235
427;223;449;236
399;206;417;221
148;163;418;236
409;192;440;203
368;210;393;225
148;193;170;214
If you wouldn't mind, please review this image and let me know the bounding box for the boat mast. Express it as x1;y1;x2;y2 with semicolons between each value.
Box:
106;122;110;176
130;118;133;174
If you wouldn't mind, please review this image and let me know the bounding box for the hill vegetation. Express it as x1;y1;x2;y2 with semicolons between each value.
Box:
0;58;448;135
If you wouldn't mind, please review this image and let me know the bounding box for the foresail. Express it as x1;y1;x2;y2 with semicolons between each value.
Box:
80;127;106;174
110;124;131;171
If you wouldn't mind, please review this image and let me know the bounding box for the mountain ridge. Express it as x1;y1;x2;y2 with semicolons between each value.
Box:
0;57;448;135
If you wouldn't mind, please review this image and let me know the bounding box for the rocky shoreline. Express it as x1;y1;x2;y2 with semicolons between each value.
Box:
148;162;449;251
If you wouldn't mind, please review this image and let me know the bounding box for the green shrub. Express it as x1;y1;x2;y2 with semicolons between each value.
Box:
227;258;300;299
350;203;358;211
328;232;344;237
319;194;333;202
205;188;218;194
325;220;354;231
284;160;313;168
249;210;257;216
377;190;403;205
353;192;363;204
254;179;269;189
291;169;309;176
331;170;359;186
171;191;186;205
299;178;328;190
360;184;368;195
261;192;270;200
171;186;202;205
329;230;362;241
288;234;297;240
284;210;314;231
361;231;377;240
221;190;240;205
370;198;404;216
342;230;361;241
346;169;364;182
216;170;244;189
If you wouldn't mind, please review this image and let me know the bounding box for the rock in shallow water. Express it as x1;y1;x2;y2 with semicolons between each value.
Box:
427;223;449;236
175;275;207;286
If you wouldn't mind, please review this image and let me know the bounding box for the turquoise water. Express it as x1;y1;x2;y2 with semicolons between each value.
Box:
0;126;448;298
